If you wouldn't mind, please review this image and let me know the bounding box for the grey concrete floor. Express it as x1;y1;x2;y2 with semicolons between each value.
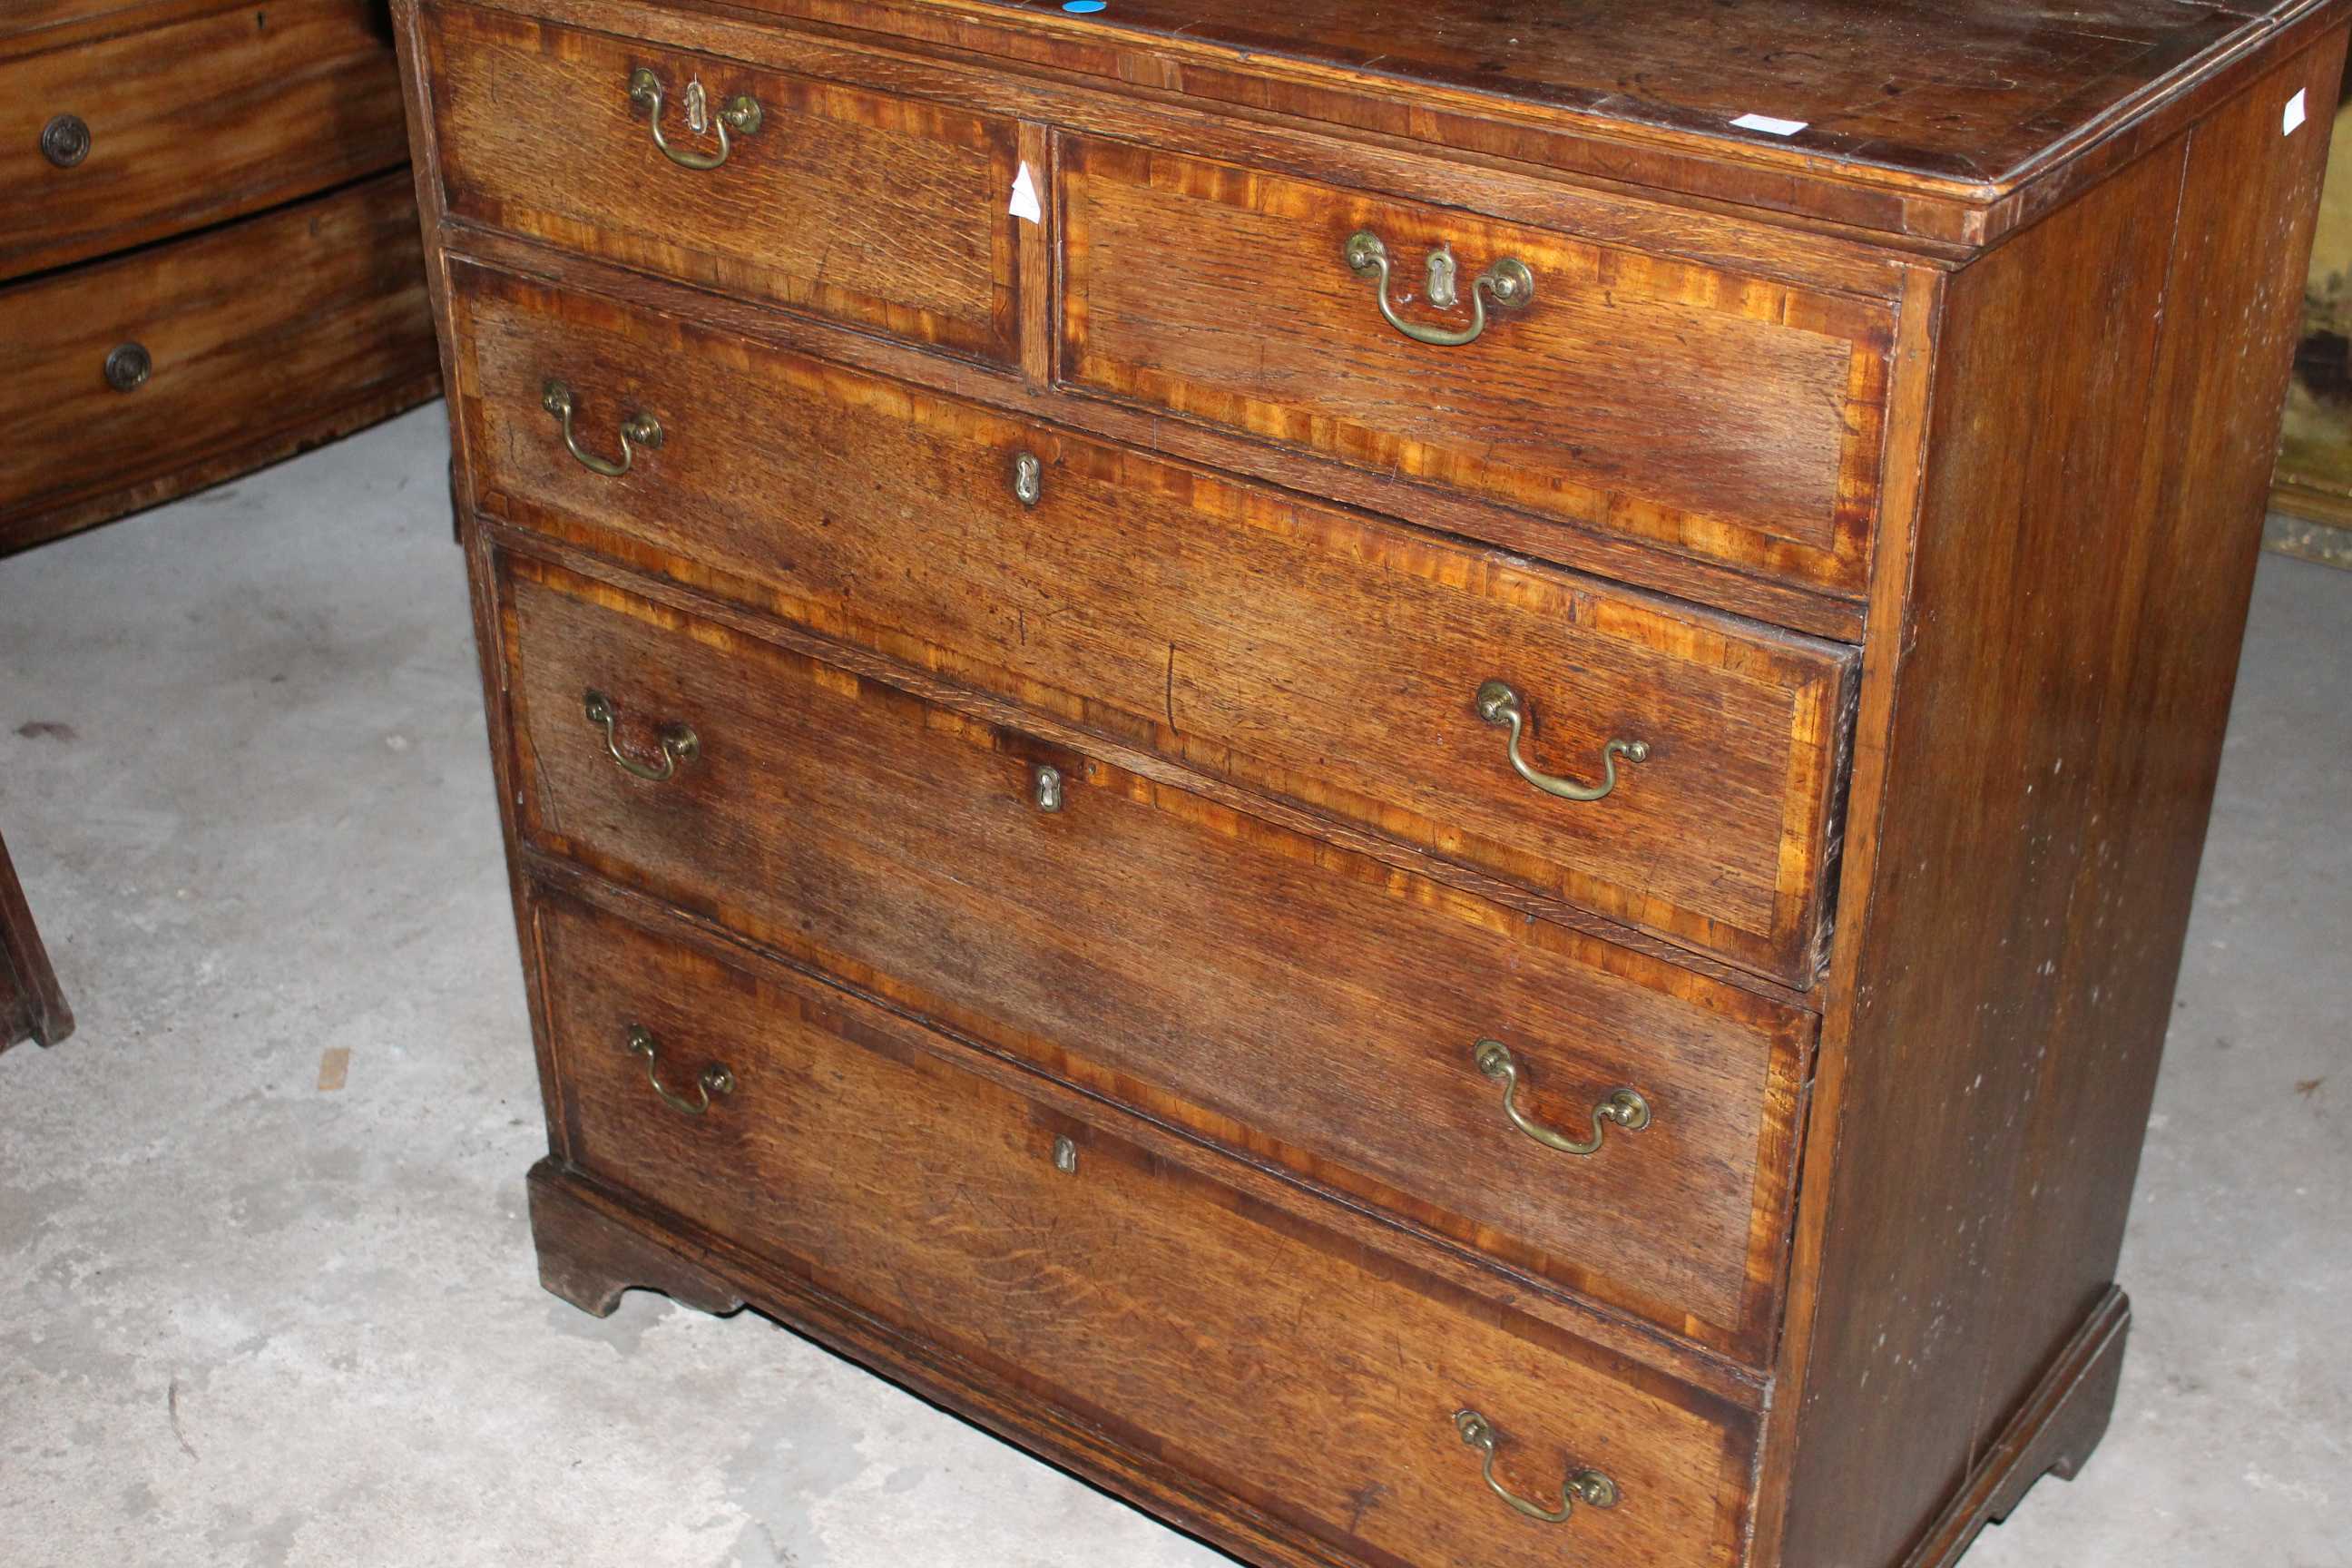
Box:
1;406;2345;1567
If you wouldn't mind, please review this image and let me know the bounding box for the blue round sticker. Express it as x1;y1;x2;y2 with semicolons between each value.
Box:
1063;1;1107;12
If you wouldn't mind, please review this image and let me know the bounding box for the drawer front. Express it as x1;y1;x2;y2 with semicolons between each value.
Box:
0;0;409;280
452;265;1857;983
1060;136;1895;594
497;554;1812;1357
0;173;438;537
421;2;1021;365
533;889;1757;1568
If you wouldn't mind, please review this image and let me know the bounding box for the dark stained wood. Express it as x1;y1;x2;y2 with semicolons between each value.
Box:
528;1155;1404;1568
701;0;2342;243
0;0;410;281
436;0;1934;298
530;887;1760;1568
498;551;1815;1359
420;0;1023;365
450;262;1857;983
0;0;376;52
528;1151;747;1316
0;828;73;1053
1061;137;1894;595
1904;1290;2132;1568
399;1;2350;1563
0;173;442;555
534;846;1776;1403
1765;33;2346;1568
488;514;1825;1016
964;0;2287;183
442;220;1874;643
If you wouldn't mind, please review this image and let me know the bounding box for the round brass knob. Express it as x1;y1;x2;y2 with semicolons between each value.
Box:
103;343;152;394
40;113;91;169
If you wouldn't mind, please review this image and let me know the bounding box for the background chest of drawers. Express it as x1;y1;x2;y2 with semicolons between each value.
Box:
392;2;2347;1564
1;0;443;554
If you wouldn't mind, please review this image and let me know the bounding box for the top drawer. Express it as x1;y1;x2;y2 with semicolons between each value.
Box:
1060;137;1895;594
419;2;1022;365
0;0;410;281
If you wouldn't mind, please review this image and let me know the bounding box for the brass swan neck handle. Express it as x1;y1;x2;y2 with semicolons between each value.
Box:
1475;680;1648;803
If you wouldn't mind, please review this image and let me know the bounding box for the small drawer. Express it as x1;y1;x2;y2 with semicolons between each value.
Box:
496;553;1813;1359
419;1;1022;365
533;888;1759;1568
0;173;438;541
0;0;410;280
451;263;1858;984
1059;136;1896;594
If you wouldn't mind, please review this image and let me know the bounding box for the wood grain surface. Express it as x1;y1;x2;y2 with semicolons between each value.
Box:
533;887;1759;1568
0;173;441;553
969;0;2265;183
1061;137;1893;594
1765;35;2346;1568
390;2;2352;1563
679;0;2343;242
0;0;409;281
498;552;1815;1358
421;0;1022;363
451;263;1857;983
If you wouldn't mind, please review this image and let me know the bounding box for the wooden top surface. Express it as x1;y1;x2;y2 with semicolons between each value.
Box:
724;0;2346;242
971;0;2318;183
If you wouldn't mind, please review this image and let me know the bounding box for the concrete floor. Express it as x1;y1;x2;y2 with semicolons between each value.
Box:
1;405;2345;1567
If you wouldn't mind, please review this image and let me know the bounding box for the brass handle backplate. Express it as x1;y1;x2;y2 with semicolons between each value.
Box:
1454;1410;1618;1525
1475;680;1647;803
544;379;662;477
41;113;92;168
1474;1041;1649;1157
624;1024;733;1116
1346;230;1533;347
629;67;760;171
583;689;699;782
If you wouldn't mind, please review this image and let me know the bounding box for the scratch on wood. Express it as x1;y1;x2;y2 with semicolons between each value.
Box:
1164;642;1179;735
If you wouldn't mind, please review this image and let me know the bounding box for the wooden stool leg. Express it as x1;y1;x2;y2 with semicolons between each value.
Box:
0;828;73;1052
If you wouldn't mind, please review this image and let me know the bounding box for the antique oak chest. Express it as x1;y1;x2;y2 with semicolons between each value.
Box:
392;3;2345;1563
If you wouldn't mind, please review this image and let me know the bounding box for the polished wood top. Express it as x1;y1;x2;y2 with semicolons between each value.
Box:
722;0;2347;241
966;0;2314;182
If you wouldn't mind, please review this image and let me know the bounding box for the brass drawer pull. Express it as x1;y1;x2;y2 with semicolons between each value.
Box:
544;380;662;477
1474;680;1647;803
1475;1041;1649;1156
41;113;92;168
1345;230;1533;348
624;1024;733;1116
1454;1410;1619;1525
583;689;699;782
628;67;761;171
103;343;152;393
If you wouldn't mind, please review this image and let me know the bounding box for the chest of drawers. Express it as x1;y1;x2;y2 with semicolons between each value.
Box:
1;0;443;554
391;3;2346;1563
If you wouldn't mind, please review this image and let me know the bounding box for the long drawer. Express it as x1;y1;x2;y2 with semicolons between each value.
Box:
419;1;1022;365
0;173;439;543
452;262;1857;985
531;887;1759;1568
495;552;1812;1358
1060;136;1896;594
0;0;410;280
